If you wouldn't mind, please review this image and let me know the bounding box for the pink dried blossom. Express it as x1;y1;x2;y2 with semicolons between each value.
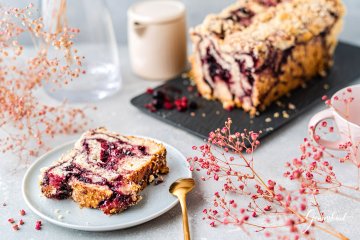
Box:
35;220;42;230
286;92;360;204
19;209;26;216
188;118;348;239
0;4;90;159
12;224;19;231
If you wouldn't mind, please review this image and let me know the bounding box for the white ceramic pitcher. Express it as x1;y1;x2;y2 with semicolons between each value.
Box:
128;0;187;80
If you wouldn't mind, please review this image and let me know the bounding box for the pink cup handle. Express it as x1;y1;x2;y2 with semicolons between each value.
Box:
308;109;343;150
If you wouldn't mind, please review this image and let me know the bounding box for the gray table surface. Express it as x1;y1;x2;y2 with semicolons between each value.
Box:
1;1;360;240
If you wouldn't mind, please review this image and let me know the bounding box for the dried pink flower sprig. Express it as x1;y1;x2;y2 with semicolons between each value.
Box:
188;118;348;239
0;4;90;158
325;88;359;164
285;136;360;201
287;90;360;201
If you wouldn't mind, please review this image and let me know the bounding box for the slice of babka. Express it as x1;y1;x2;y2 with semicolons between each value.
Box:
40;127;169;214
190;0;345;115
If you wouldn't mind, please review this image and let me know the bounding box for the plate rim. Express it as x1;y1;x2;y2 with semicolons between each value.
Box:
22;137;192;231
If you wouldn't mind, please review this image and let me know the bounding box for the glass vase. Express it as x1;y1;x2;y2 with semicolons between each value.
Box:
41;0;121;102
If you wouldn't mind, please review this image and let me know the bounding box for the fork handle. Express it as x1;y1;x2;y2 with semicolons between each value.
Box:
179;195;191;240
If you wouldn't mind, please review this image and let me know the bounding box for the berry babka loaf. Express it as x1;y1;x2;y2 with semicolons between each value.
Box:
40;128;169;214
190;0;345;115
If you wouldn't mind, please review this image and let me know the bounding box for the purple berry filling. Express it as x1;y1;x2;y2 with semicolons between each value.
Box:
99;192;136;215
203;48;232;84
41;137;150;209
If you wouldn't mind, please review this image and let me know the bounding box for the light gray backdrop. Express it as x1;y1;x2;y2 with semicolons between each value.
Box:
1;0;360;46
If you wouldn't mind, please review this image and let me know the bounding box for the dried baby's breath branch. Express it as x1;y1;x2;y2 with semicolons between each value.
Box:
188;118;348;239
287;89;360;202
0;3;90;159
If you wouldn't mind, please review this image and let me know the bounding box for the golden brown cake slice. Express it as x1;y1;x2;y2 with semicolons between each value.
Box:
190;0;345;115
40;128;169;214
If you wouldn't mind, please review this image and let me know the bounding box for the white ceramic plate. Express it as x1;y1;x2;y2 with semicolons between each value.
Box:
22;138;192;231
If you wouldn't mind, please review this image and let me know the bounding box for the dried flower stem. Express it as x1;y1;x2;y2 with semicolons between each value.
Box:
287;91;360;207
0;3;90;159
188;118;348;239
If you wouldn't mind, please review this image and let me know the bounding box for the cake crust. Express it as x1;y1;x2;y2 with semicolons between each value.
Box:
190;0;345;115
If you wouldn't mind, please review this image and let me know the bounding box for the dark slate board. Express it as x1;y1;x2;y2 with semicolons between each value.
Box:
131;42;360;141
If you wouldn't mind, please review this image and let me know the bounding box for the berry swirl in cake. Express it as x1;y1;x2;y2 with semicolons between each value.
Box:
40;128;169;214
190;0;345;115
